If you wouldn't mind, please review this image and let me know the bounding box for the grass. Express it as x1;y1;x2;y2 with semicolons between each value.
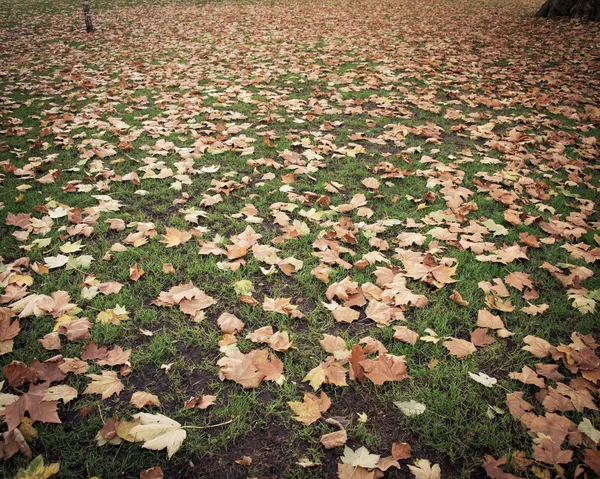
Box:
0;0;599;477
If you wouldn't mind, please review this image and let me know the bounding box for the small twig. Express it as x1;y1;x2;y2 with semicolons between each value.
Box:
496;383;512;393
182;418;234;430
68;266;90;275
427;410;448;420
112;440;124;463
97;405;104;423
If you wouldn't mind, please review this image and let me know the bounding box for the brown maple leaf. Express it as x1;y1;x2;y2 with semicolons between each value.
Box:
532;437;573;465
129;263;145;281
58;317;93;341
319;334;349;356
584;449;600;474
37;291;76;318
97;281;123;295
4;361;37;387
217;349;266;388
449;290;469;306
359;354;409;385
179;292;217;316
470;328;496;347
505;392;535;423
38;332;61;351
442;338;477;359
160;228;192;248
183;395;216;410
1;383;60;431
528;413;575;445
31;358;66;383
348;344;367;382
320;429;347;449
217;313;245;334
522;335;552;358
476;309;504;329
303;359;347;390
482;455;520;479
393;326;420;345
83;370;124;400
131;392;161;409
391;442;411;460
0;428;31;459
0;310;19;355
255;352;284;382
140;466;164;479
509;366;545;388
288;391;331;425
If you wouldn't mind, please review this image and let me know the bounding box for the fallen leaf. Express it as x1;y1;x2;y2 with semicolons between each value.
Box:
321;429;347;449
140;466;164;479
162;264;175;274
130;392;161;409
522;335;552;358
42;385;78;404
393;326;419;345
235;456;252;466
341;446;380;469
394;400;426;417
130;413;186;458
183;395;216;410
160;228;192;248
12;455;59;479
391;442;411;460
1;383;61;431
468;371;497;388
83;371;124;400
288;392;331;425
337;464;374;479
217;349;265;389
442;338;476;359
217;313;245;334
408;459;441;479
359;354;409;385
532;437;573;465
129;263;145;281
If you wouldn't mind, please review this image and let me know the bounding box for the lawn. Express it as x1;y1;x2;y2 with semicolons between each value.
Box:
0;0;599;477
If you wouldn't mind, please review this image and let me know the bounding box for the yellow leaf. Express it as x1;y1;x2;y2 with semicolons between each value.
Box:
13;456;59;479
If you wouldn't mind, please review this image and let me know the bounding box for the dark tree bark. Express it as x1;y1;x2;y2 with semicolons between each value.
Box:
536;0;600;20
83;0;94;33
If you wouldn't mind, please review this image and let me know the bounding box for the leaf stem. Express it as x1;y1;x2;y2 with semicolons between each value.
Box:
182;418;234;429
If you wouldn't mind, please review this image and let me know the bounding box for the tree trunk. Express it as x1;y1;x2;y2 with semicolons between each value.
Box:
83;0;94;33
536;0;600;20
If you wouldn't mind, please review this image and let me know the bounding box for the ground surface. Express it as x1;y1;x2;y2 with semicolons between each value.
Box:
0;0;599;477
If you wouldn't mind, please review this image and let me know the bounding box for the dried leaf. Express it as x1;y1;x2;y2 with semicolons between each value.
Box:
130;392;161;409
442;338;476;359
130;413;186;458
83;371;124;400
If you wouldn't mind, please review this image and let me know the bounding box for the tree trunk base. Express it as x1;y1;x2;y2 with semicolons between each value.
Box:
536;0;600;20
83;0;94;33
